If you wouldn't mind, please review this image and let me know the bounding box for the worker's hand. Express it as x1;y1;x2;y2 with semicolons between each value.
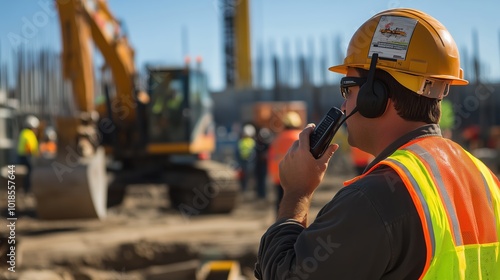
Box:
279;123;339;197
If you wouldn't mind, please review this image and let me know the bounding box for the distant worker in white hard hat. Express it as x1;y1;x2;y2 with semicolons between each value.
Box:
256;9;500;279
39;126;58;159
17;115;40;194
236;123;256;193
267;111;302;214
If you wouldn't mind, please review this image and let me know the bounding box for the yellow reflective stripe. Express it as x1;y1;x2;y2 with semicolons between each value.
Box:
405;144;463;246
386;150;462;278
467;153;500;243
465;150;496;210
385;157;436;257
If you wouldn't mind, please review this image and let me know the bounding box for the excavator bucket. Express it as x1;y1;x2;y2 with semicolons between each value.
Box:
32;147;107;220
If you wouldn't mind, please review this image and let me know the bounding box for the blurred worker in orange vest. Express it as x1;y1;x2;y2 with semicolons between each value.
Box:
39;126;58;159
17;115;40;194
350;146;374;175
268;111;302;213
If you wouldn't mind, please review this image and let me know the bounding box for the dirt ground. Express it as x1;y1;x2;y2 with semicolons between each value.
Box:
0;165;354;280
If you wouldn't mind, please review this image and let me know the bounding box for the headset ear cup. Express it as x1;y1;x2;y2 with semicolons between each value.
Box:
356;83;371;118
372;80;389;117
357;79;389;118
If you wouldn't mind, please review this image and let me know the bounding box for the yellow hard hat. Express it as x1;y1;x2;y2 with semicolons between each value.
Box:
329;8;468;99
283;111;302;129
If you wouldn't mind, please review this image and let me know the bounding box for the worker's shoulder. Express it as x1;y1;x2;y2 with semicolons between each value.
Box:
351;164;402;187
19;128;36;138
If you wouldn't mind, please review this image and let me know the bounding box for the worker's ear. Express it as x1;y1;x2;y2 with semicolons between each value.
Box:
385;96;393;112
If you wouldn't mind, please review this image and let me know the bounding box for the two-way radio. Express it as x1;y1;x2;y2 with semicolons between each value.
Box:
309;107;344;159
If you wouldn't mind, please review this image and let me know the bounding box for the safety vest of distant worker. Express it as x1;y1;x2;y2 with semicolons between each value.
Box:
345;136;500;279
152;89;183;114
237;124;256;162
39;126;58;158
350;147;374;168
17;128;39;157
268;129;301;185
39;140;57;158
268;111;303;185
238;137;255;161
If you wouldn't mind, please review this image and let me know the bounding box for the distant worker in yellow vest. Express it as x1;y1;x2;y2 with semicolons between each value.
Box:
439;99;455;139
267;111;302;214
255;9;500;279
17;115;40;194
236;124;256;192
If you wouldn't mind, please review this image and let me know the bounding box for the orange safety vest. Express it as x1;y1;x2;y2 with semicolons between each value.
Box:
40;141;57;156
345;136;500;279
268;129;301;184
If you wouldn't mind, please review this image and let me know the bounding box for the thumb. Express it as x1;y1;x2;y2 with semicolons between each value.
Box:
319;143;339;163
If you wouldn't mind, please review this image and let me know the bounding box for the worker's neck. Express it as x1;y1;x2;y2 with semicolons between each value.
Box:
369;119;428;157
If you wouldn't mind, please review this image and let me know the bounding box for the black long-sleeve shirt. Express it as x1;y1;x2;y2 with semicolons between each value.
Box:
254;125;443;279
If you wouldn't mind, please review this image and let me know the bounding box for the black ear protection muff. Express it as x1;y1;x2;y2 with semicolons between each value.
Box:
356;53;389;118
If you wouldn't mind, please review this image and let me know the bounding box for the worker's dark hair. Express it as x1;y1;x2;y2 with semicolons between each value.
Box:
356;68;441;124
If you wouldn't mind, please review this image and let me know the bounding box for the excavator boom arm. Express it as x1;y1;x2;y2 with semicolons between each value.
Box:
56;0;137;123
56;0;95;113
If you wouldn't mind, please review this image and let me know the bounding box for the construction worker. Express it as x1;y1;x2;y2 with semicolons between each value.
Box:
17;115;40;194
439;99;454;139
254;127;273;201
267;111;302;214
236;124;256;193
255;9;500;279
39;126;58;159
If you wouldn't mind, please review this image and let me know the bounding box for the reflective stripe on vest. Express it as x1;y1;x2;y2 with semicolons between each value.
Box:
345;136;500;279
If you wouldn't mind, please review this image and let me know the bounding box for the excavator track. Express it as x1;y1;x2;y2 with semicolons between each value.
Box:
166;160;240;215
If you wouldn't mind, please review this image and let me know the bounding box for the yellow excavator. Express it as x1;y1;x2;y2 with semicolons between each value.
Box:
32;0;239;219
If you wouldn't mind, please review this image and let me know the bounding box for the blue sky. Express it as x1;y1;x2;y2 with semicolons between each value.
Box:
1;0;499;90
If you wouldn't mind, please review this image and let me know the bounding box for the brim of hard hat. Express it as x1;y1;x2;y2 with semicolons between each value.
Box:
328;64;469;86
328;64;349;75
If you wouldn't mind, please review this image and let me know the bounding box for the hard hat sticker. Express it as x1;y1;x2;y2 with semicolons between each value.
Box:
369;16;417;60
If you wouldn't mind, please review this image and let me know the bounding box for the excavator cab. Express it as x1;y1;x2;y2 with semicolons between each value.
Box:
145;67;214;155
140;68;239;215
